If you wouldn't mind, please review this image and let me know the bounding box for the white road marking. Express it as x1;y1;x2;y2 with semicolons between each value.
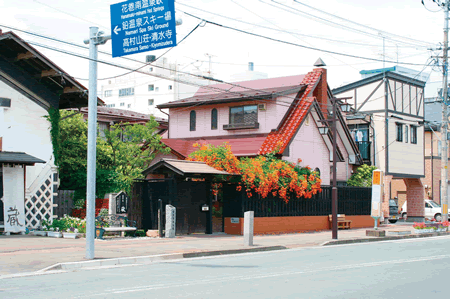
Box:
78;254;450;297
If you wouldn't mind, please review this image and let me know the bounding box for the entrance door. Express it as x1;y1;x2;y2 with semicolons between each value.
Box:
175;181;207;235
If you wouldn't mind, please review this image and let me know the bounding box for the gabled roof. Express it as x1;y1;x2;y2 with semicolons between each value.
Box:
0;151;45;165
0;31;103;110
160;68;361;164
259;69;324;155
142;158;239;177
157;74;306;109
78;106;168;125
332;71;426;95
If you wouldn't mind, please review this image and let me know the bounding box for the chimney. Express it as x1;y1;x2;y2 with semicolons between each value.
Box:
248;62;254;71
312;58;328;117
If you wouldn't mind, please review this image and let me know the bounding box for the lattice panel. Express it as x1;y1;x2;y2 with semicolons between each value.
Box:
25;171;58;228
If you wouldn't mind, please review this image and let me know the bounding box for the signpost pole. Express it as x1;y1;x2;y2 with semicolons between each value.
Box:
84;27;110;260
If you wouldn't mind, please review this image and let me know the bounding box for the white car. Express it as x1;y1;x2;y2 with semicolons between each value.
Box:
401;200;450;221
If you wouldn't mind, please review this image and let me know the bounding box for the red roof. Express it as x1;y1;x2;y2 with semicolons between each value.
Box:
258;69;324;155
157;74;307;109
162;69;326;158
194;74;306;96
162;136;268;158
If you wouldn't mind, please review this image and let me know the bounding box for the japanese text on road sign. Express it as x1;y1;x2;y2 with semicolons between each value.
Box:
110;0;177;58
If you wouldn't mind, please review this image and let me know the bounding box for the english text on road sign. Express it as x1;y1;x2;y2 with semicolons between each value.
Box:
110;0;177;58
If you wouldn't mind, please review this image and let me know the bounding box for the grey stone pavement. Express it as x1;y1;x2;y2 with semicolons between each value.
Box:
0;222;445;276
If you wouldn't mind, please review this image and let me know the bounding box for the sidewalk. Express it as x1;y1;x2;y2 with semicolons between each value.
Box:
0;223;444;276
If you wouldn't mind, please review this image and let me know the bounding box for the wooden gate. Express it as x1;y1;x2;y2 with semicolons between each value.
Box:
131;179;209;235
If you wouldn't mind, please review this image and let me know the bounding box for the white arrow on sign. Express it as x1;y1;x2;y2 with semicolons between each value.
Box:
114;26;122;35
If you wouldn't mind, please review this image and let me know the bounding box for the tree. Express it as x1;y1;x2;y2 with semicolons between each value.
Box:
187;142;321;202
51;110;170;204
104;121;170;194
347;164;378;187
56;110;117;203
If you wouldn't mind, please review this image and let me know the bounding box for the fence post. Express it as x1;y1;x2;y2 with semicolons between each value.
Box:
158;199;163;238
244;211;254;246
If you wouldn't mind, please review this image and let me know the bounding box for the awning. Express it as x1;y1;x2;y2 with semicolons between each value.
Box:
142;158;240;177
0;151;46;165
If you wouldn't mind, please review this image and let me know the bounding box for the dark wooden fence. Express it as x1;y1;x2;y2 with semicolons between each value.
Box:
223;184;371;218
53;190;75;218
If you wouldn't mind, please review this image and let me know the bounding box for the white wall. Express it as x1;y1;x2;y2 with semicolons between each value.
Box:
387;114;424;176
0;81;53;188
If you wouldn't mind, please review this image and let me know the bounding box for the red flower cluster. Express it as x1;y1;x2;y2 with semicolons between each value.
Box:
187;142;321;203
71;198;109;218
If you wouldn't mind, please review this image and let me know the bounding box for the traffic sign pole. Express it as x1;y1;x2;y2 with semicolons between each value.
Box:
84;27;110;260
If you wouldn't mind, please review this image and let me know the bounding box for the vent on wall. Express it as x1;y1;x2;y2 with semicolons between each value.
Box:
258;103;266;111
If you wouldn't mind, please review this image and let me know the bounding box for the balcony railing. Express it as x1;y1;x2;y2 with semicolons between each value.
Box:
356;141;371;161
223;122;259;130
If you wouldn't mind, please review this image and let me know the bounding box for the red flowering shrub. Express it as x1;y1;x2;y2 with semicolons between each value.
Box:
187;142;321;203
71;198;109;218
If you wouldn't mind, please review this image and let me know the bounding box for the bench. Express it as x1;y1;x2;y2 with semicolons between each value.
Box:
95;215;137;239
328;214;352;229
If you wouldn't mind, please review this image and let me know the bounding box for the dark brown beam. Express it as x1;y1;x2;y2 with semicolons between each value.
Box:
16;52;35;60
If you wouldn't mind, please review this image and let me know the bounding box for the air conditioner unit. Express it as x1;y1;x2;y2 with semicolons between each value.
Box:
258;103;266;111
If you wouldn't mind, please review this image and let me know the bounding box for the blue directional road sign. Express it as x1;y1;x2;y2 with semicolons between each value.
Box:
110;0;177;58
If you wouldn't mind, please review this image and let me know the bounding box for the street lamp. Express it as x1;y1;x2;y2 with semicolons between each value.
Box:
319;97;348;240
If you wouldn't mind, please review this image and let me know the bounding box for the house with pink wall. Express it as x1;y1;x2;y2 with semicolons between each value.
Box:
155;66;362;186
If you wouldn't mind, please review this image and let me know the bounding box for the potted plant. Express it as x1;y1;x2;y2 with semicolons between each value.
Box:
33;220;49;236
413;222;449;234
63;227;80;239
47;227;63;238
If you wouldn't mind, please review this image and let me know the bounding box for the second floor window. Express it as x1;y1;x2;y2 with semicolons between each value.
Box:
120;102;125;107
104;90;112;97
190;110;196;131
148;99;154;106
168;85;173;90
404;125;409;143
230;105;257;125
396;123;403;142
411;125;417;144
119;87;134;97
148;84;154;91
211;108;218;130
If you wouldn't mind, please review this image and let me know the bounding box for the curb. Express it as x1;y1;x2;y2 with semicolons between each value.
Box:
322;231;450;246
41;245;288;272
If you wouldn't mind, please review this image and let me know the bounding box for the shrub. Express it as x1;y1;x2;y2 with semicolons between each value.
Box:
135;229;146;237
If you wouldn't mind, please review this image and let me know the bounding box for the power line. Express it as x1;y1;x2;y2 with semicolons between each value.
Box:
176;1;425;50
266;0;433;48
291;0;436;47
0;22;202;81
179;10;433;66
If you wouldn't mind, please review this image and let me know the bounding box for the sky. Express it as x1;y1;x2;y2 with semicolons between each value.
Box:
0;0;446;94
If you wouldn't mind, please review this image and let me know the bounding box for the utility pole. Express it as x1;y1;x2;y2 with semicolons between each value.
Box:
441;0;449;222
83;27;110;260
331;98;338;239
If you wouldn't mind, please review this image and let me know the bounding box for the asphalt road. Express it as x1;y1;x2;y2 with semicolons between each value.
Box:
1;236;450;298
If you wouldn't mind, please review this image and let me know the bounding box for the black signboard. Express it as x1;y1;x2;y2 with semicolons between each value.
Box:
116;192;129;214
